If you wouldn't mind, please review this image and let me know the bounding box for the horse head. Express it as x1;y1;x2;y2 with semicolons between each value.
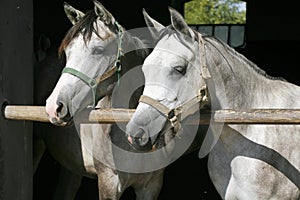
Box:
126;8;210;153
45;1;146;125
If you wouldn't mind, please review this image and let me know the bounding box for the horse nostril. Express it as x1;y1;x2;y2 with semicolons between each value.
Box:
56;101;68;118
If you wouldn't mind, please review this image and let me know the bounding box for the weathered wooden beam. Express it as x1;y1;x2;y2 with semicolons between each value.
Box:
3;106;49;122
3;105;136;124
213;109;300;124
3;106;300;125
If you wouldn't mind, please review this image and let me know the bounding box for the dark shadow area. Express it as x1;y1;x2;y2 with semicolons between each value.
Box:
34;150;221;199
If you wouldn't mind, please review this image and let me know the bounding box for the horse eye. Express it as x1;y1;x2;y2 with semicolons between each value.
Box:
173;66;186;75
92;47;103;55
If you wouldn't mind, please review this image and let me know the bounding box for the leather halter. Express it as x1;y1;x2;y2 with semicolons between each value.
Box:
61;21;124;108
139;85;209;133
139;33;211;135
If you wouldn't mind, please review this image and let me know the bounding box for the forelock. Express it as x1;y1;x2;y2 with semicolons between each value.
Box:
58;10;114;58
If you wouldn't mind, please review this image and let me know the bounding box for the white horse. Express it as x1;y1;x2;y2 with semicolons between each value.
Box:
126;8;300;199
43;1;165;199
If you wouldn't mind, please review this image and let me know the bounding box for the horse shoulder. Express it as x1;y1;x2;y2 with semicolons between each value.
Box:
209;125;300;199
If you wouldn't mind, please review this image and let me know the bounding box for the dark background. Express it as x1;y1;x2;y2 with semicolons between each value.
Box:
1;0;299;199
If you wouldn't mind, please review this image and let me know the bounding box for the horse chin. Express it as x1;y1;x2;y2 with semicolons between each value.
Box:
127;133;153;152
49;116;73;127
126;108;167;151
126;129;165;152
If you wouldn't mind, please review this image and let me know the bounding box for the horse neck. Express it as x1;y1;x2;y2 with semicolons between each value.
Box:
204;37;270;109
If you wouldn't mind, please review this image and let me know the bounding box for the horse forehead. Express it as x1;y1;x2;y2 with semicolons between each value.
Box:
64;39;86;59
68;35;86;49
67;21;114;50
66;34;106;55
154;35;195;61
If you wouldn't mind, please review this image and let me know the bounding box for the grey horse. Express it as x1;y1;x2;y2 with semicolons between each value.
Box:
126;8;300;200
39;1;167;199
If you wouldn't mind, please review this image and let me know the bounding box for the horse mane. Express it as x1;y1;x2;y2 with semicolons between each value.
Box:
158;25;285;81
58;10;110;57
203;35;286;81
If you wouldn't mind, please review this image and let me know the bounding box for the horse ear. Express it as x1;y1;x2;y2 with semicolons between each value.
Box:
63;2;85;25
143;9;165;39
93;0;115;25
169;7;195;39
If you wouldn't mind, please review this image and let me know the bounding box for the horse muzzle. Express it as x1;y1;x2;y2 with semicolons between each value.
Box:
127;128;153;152
46;99;72;126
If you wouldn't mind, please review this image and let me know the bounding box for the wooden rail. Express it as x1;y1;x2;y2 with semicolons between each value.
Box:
3;105;300;125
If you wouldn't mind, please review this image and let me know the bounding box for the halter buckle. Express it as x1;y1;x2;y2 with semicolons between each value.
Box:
199;85;208;103
168;109;180;133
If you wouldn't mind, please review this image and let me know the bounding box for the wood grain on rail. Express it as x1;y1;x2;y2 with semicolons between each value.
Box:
3;106;300;124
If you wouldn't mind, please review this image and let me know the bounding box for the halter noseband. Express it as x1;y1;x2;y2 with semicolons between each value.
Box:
61;20;124;108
